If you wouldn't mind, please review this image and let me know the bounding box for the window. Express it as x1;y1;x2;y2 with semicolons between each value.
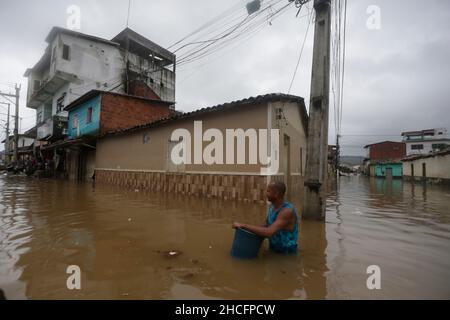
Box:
37;111;43;124
62;44;70;61
86;107;93;124
73;114;79;128
33;80;41;92
411;144;423;150
143;133;150;144
56;93;66;113
432;143;447;150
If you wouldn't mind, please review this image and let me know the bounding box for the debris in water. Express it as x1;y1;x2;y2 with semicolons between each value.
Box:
134;189;139;192
162;250;182;258
128;218;132;222
183;273;195;279
208;245;212;249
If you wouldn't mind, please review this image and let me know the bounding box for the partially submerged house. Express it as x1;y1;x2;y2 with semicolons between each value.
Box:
1;134;35;162
94;93;309;202
402;148;450;184
46;90;175;181
23;26;176;154
363;141;406;178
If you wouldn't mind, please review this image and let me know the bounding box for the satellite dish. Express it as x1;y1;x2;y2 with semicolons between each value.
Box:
246;0;261;15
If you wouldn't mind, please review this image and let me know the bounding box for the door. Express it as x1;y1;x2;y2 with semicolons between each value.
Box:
386;167;393;179
422;163;426;179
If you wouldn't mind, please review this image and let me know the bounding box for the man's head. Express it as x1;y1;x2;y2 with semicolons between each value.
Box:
266;181;286;203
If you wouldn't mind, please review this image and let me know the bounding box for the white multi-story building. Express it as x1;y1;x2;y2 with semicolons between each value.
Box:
401;128;449;156
24;27;176;143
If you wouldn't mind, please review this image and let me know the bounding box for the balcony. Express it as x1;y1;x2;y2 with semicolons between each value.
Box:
36;115;68;141
27;70;78;109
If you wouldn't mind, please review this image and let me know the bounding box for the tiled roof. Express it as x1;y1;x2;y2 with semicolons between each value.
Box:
99;93;307;138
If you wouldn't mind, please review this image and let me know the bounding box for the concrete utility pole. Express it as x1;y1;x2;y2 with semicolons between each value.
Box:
14;84;20;162
6;103;10;163
0;102;10;163
0;84;20;162
303;0;332;221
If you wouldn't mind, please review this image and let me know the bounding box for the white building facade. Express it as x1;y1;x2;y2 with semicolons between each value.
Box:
401;128;449;156
24;27;176;143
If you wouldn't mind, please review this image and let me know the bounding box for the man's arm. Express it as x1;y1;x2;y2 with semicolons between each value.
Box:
233;208;293;238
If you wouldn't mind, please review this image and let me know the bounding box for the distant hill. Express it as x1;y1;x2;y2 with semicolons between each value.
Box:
340;156;365;166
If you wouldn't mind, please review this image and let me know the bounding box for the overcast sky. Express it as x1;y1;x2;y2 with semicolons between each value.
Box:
0;0;449;155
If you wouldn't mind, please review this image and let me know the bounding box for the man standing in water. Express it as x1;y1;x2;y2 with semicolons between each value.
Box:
232;181;299;254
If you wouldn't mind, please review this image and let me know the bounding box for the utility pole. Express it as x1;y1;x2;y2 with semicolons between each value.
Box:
14;84;20;162
6;103;10;163
303;0;332;221
336;133;340;175
0;84;20;162
0;102;10;163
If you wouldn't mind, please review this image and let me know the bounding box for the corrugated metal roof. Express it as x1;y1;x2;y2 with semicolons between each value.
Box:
99;93;307;138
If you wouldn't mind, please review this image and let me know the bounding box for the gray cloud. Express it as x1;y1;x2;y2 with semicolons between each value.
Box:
0;0;449;155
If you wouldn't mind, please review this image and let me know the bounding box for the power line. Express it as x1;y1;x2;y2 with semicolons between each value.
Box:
287;6;313;94
175;0;284;64
176;0;291;68
167;0;247;50
178;3;304;84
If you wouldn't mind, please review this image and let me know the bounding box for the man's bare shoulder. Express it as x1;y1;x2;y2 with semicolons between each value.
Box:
278;207;294;219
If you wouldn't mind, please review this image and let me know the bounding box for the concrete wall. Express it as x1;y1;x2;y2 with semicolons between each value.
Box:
96;103;268;173
94;100;308;201
403;154;450;181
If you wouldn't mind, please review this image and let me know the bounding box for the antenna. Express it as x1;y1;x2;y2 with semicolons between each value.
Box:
126;0;132;28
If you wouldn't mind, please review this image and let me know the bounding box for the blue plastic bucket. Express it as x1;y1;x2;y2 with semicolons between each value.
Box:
231;227;263;259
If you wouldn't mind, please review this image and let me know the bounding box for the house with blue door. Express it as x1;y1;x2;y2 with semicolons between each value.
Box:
373;162;403;178
59;89;174;181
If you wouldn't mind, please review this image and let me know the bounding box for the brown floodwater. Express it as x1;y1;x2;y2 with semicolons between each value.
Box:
0;174;449;299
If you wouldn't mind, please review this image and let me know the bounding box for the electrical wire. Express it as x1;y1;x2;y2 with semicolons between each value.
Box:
287;6;313;93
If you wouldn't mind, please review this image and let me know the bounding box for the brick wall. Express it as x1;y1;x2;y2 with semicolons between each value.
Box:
128;80;161;100
369;141;406;161
100;93;173;134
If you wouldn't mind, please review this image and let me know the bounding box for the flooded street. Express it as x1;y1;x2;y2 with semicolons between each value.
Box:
1;174;449;300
